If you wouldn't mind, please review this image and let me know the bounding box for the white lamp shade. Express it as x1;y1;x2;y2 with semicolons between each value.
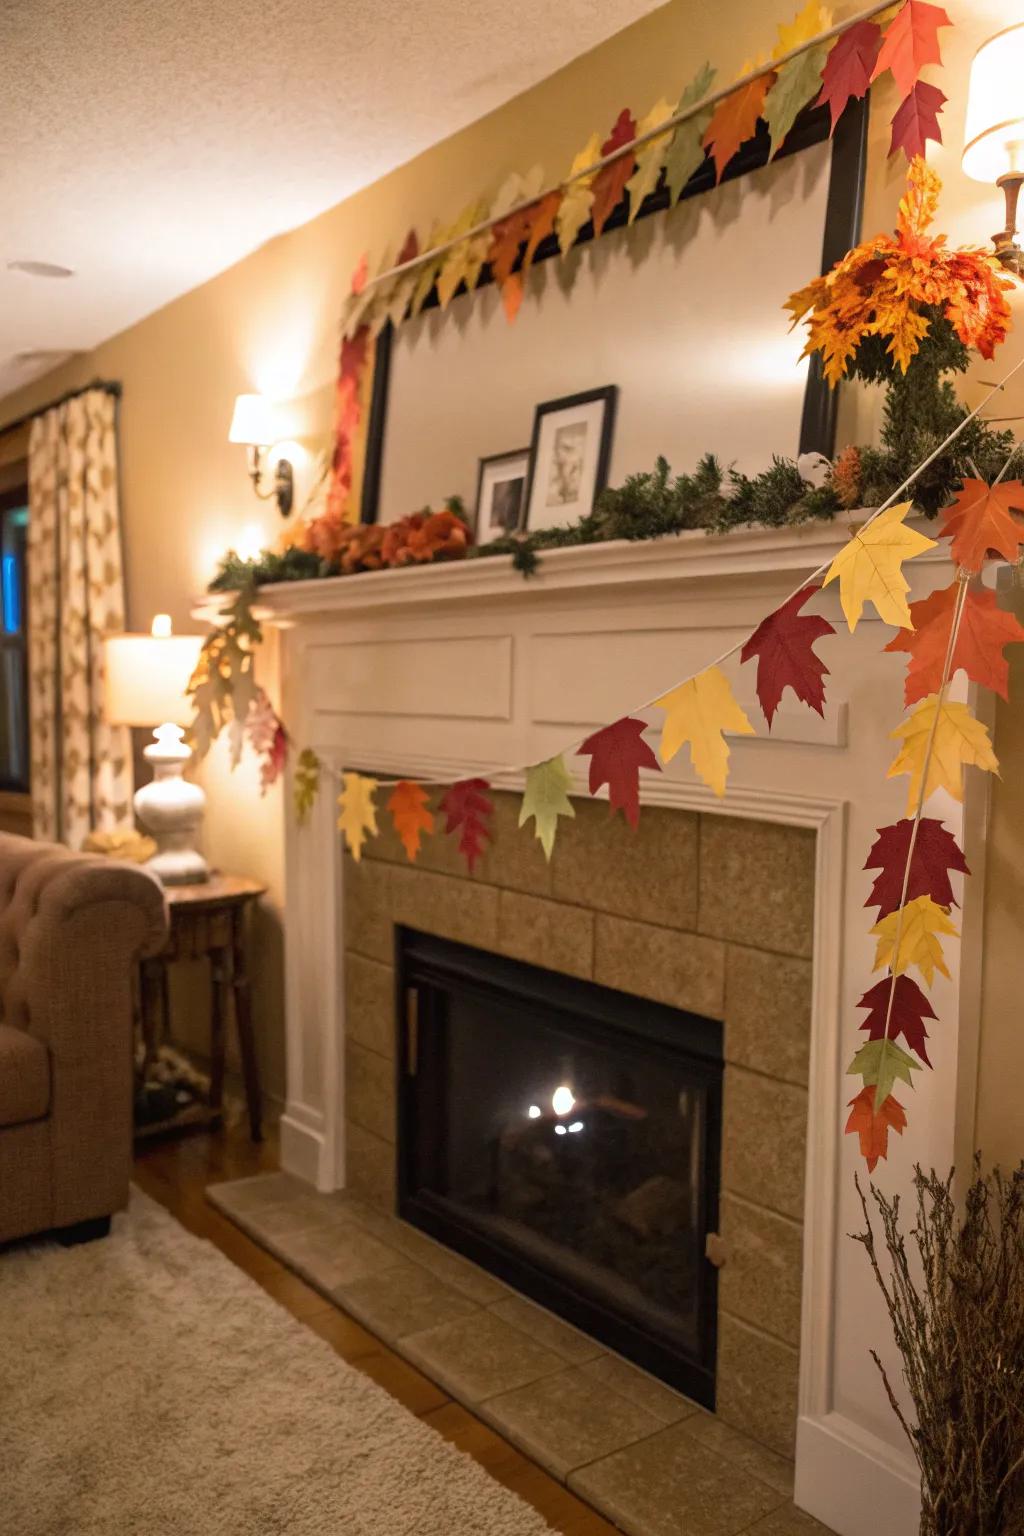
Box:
228;393;274;446
104;632;205;728
963;24;1024;184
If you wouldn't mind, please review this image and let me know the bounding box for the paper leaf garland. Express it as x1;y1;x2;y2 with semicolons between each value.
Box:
625;99;675;222
654;667;755;797
817;20;882;132
663;63;717;202
524;191;561;267
293;748;321;825
519;755;576;860
886;581;1024;705
938;478;1024;573
846;1084;907;1173
857;975;936;1067
766;5;832;155
889;80;946;161
871;895;959;986
591;110;638;237
579;717;661;828
337;772;379;862
888;694;999;812
823;501;936;632
439;778;494;874
740;585;834;728
435;202;489;310
848;1036;921;1112
703;64;775;183
864;817;969;919
872;0;951;101
387;780;434;863
557;132;602;253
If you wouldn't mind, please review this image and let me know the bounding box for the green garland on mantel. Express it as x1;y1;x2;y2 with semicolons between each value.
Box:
209;328;1015;592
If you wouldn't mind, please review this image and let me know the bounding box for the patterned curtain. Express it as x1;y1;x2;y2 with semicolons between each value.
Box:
27;389;133;846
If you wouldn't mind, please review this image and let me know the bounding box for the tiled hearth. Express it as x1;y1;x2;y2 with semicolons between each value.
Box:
209;1170;832;1536
341;791;813;1462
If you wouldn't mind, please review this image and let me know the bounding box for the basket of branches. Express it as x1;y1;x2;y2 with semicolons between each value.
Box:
855;1160;1024;1535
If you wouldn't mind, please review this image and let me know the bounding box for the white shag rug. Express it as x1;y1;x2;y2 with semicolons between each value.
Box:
0;1189;554;1536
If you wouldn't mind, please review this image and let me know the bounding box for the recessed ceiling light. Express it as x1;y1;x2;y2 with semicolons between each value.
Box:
7;260;74;278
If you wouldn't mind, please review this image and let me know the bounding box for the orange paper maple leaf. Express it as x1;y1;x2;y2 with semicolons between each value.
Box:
846;1083;908;1172
591;110;637;238
886;580;1024;704
387;780;434;863
939;479;1024;573
703;65;775;183
872;0;951;101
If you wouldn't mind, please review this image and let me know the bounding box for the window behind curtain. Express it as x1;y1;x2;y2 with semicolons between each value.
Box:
0;489;29;792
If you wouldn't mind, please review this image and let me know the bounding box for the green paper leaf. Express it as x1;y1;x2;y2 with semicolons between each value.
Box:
848;1036;921;1112
663;63;717;204
518;755;575;860
764;43;830;155
294;748;321;825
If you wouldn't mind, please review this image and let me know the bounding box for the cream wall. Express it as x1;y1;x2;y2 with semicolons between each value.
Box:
0;0;1021;1128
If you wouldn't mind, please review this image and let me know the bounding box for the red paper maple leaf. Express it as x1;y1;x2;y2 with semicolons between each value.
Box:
817;21;882;133
886;581;1024;704
740;585;834;729
703;70;775;183
396;229;419;266
259;723;288;795
889;80;946;161
871;0;951;100
846;1083;908;1172
939;479;1024;572
579;717;661;829
857;976;936;1067
863;816;970;918
439;778;493;873
591;110;638;238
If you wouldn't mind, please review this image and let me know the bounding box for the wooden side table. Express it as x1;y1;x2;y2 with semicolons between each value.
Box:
138;874;267;1141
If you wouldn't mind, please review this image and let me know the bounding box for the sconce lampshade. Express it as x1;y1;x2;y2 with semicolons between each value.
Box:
228;393;274;447
104;620;205;728
963;23;1024;184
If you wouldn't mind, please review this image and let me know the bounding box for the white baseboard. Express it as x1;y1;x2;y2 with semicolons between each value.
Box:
279;1110;331;1190
796;1412;920;1536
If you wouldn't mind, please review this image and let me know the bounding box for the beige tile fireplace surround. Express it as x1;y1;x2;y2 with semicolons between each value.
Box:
343;794;812;1461
205;520;990;1536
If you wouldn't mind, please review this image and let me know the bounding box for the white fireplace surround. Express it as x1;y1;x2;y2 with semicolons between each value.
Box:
200;521;989;1536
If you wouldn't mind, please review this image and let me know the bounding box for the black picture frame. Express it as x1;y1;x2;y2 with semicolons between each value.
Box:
474;447;530;538
359;94;870;525
523;386;618;531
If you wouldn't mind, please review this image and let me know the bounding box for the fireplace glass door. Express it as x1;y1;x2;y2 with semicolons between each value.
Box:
397;928;723;1406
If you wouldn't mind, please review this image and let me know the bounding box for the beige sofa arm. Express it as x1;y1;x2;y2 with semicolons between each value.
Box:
0;834;167;1058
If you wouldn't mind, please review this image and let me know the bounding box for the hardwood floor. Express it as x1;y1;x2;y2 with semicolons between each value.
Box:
134;1126;619;1536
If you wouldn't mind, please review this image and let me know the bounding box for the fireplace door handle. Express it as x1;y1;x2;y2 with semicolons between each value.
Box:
705;1232;728;1268
406;988;419;1076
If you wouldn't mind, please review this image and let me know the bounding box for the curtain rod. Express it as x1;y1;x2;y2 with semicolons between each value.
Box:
352;0;897;305
0;379;122;440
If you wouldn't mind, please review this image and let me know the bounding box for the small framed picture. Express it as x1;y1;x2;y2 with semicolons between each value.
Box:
475;449;530;539
523;386;618;533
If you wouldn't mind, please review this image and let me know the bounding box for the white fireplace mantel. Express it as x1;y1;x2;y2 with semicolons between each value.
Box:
202;524;988;1536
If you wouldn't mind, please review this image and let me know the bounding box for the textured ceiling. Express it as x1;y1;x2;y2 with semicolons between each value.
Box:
0;0;662;401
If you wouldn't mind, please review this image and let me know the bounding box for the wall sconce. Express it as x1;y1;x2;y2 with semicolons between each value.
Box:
228;393;294;516
963;23;1024;277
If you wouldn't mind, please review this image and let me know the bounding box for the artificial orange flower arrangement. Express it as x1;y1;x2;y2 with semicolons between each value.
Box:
786;157;1014;386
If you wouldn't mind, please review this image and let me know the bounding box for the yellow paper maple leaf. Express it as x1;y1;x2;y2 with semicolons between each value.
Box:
557;132;602;254
823;501;936;632
435;202;490;310
773;1;832;58
654;666;755;797
872;896;959;988
625;98;675;223
888;695;999;813
337;771;378;861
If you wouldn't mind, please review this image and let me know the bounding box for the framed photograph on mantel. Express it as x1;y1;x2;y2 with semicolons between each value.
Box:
524;386;617;533
475;448;529;538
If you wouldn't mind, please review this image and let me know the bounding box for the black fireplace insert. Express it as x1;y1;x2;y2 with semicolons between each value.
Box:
396;928;723;1406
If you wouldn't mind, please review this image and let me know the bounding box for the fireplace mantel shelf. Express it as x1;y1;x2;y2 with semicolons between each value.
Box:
193;514;948;626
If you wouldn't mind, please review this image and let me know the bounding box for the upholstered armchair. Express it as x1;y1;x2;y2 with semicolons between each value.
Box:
0;834;167;1245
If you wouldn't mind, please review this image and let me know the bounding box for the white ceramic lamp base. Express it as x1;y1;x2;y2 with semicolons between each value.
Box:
135;723;209;886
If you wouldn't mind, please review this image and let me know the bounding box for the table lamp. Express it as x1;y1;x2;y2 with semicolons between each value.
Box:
104;616;207;885
962;23;1024;275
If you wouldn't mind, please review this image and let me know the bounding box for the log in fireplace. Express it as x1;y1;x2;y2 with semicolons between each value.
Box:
396;927;724;1406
